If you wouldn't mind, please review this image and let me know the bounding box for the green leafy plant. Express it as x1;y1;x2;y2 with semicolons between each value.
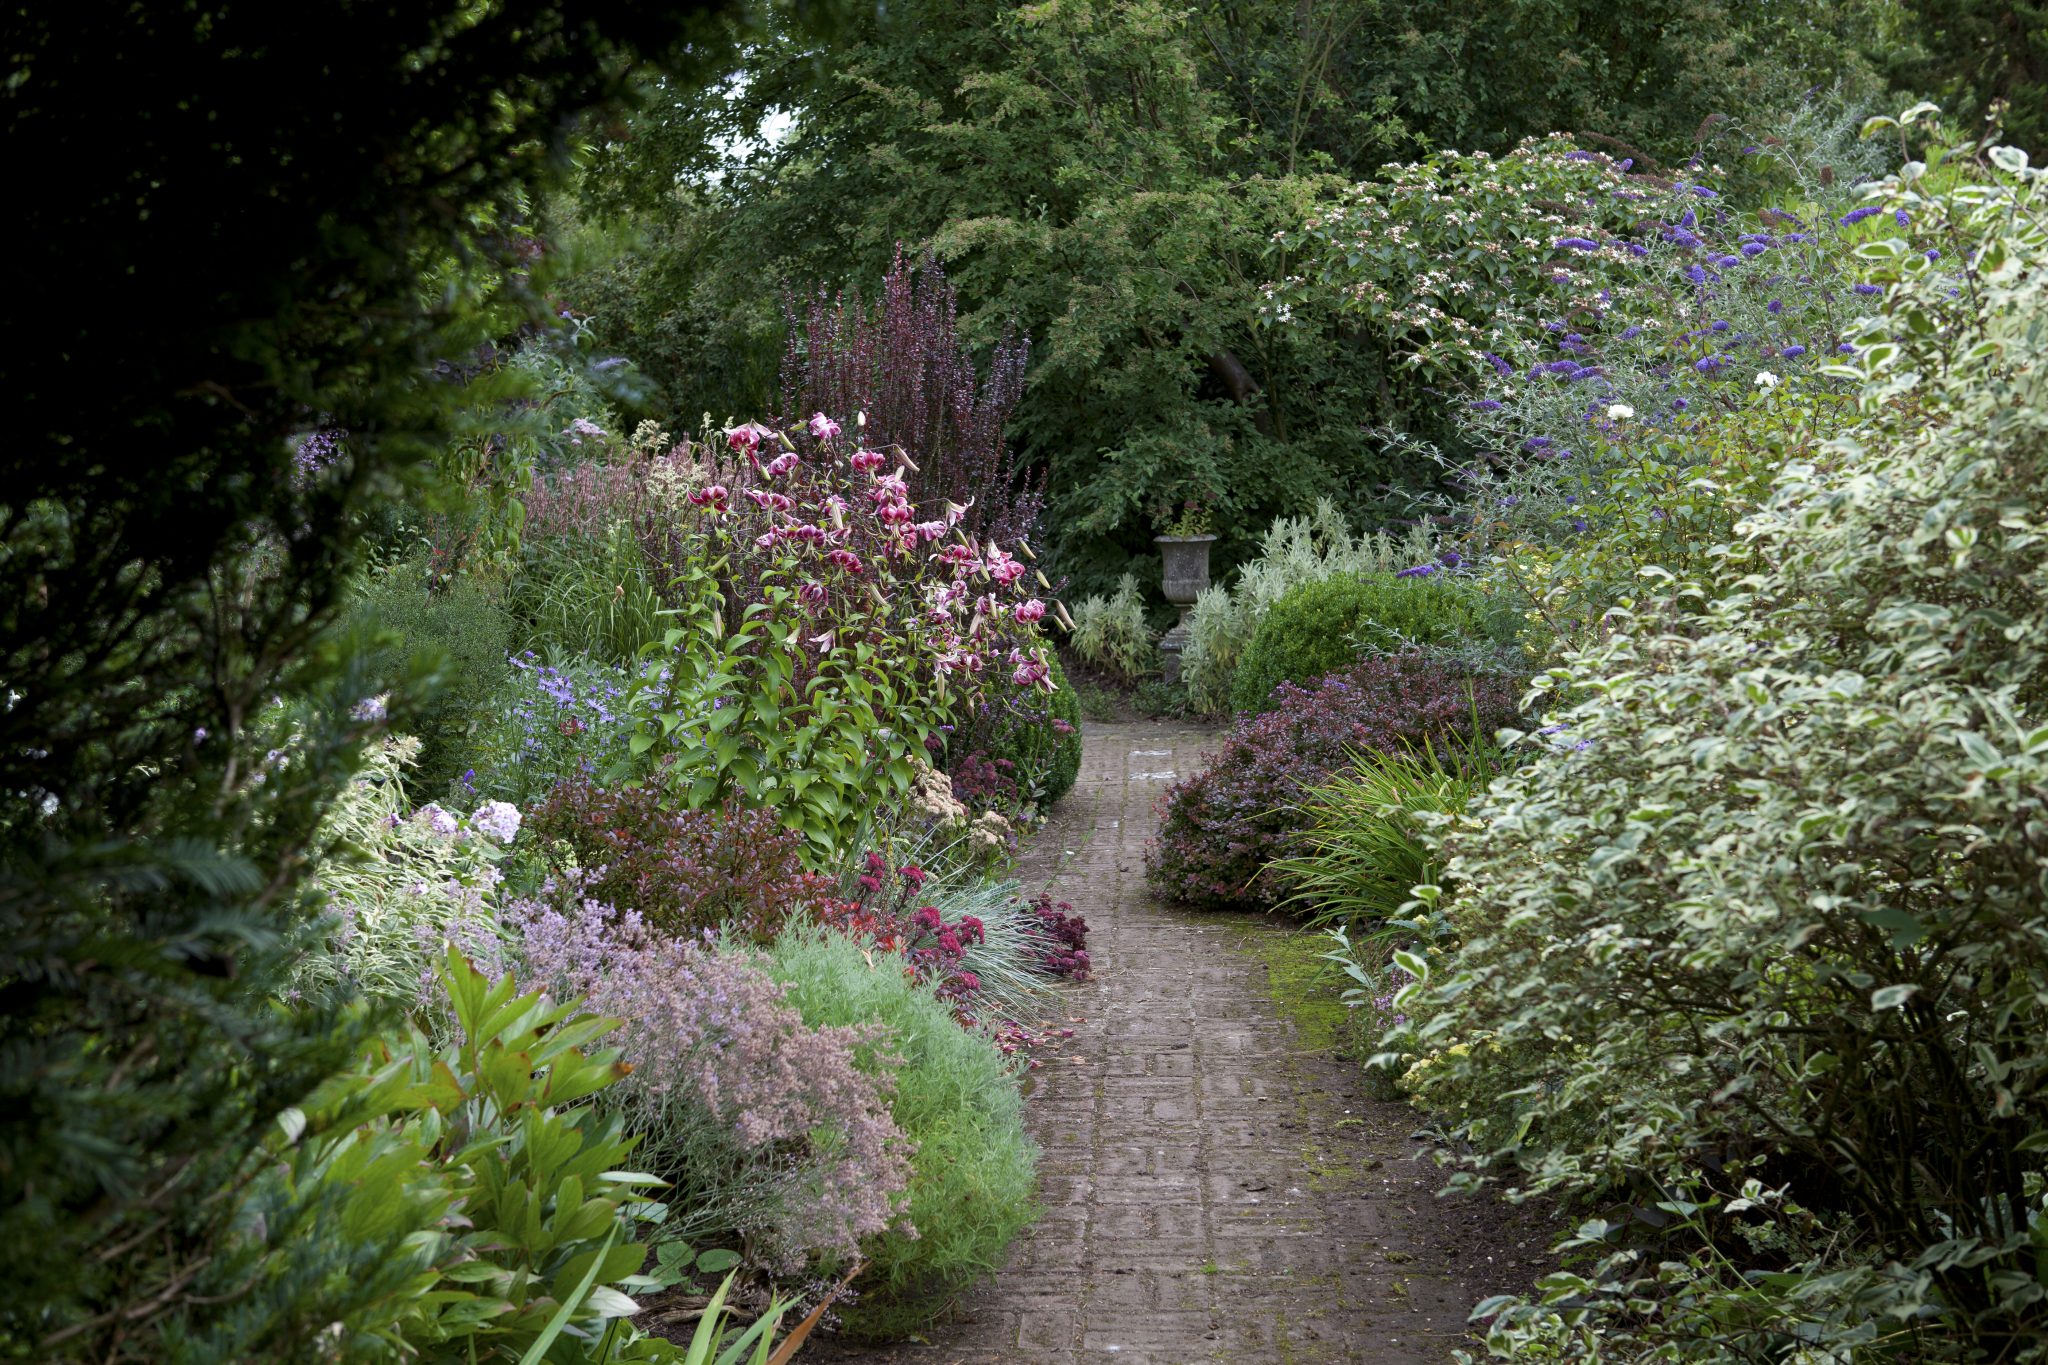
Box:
766;930;1037;1340
195;949;695;1361
627;419;1057;860
516;521;669;667
1397;132;2048;1359
1068;573;1154;681
1229;570;1494;713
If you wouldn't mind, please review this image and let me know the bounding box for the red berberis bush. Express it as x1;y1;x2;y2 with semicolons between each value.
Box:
525;777;839;942
1146;655;1521;912
780;247;1039;548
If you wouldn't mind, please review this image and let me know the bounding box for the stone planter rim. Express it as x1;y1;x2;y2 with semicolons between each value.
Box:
1152;532;1220;544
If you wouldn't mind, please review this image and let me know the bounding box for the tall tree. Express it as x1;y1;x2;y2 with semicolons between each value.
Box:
0;2;821;1352
575;0;1885;592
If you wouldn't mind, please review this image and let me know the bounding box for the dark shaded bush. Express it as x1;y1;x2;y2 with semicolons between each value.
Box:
948;655;1083;811
1230;570;1493;714
1149;655;1521;911
524;778;838;942
347;556;513;795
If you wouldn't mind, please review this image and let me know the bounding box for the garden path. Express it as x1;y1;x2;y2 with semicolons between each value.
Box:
811;720;1547;1365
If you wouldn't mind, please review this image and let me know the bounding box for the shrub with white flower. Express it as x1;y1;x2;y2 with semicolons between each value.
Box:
470;800;522;844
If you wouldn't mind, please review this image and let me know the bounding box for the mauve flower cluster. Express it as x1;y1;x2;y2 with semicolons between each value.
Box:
504;887;912;1274
525;777;840;943
690;409;1058;697
1027;893;1090;981
1147;655;1521;912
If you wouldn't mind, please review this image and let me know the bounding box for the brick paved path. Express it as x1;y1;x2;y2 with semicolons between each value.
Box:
811;720;1537;1365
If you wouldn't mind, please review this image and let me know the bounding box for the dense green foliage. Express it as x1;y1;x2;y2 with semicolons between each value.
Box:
218;950;682;1361
566;0;1894;595
1228;570;1494;713
1888;0;2047;156
1382;134;2048;1357
0;4;819;1355
346;559;516;794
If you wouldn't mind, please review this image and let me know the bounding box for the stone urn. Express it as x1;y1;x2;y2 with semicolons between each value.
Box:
1154;533;1218;685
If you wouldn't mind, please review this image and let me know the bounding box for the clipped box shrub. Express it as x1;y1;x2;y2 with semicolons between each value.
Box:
1149;655;1520;912
1229;570;1493;714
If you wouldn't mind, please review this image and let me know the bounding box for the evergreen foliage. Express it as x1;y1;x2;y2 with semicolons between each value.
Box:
1228;571;1494;714
0;3;776;1354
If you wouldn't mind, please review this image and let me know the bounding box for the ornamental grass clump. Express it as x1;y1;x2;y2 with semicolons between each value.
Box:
1268;739;1497;930
1147;654;1521;912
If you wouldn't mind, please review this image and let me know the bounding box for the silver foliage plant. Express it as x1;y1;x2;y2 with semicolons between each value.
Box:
1393;131;2048;1358
1181;500;1433;712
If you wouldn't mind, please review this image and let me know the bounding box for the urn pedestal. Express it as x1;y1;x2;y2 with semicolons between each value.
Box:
1154;534;1218;686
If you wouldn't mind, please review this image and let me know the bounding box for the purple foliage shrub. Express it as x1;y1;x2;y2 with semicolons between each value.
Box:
780;247;1039;548
524;777;839;942
1146;655;1521;911
504;886;913;1274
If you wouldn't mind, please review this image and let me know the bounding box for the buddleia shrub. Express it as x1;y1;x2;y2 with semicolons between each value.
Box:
1398;135;2048;1360
1148;655;1521;912
1228;569;1495;714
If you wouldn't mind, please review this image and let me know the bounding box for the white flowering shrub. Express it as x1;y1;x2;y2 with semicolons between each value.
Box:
1393;137;2048;1359
1181;499;1433;711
